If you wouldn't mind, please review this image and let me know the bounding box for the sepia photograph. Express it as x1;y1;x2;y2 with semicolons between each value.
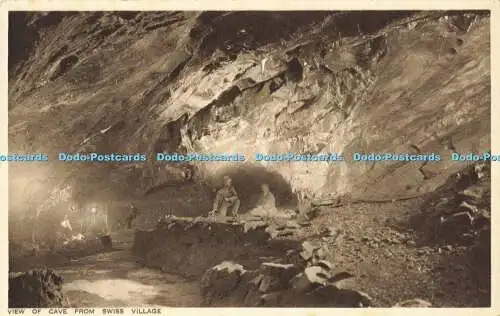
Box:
6;7;492;310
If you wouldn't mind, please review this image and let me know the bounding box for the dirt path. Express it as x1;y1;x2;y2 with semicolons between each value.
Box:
56;232;202;307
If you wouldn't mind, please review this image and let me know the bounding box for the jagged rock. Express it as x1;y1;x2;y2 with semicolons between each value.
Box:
299;241;317;260
314;243;329;260
290;266;329;292
459;186;487;201
200;261;246;304
260;262;300;280
299;242;330;265
9;269;67;308
257;262;300;293
393;298;432;307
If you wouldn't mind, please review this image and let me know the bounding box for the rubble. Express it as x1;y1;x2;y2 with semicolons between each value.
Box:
417;162;490;246
133;215;370;307
199;255;365;307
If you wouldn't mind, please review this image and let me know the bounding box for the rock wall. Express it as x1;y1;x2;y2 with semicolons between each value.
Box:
8;11;491;218
9;269;67;308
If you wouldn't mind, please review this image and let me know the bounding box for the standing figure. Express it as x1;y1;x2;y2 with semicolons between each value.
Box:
90;206;97;227
126;203;140;229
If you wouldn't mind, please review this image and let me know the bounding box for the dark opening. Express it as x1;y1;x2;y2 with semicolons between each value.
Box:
285;57;303;83
210;163;298;213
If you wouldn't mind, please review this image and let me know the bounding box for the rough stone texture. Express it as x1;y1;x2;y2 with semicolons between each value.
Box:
8;11;491;308
201;259;371;307
9;269;67;308
409;161;491;303
9;11;490;219
200;261;246;305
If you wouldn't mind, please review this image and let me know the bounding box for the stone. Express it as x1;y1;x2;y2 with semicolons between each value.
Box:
200;261;246;304
300;241;320;260
304;266;329;286
9;269;67;308
260;262;300;282
459;186;486;201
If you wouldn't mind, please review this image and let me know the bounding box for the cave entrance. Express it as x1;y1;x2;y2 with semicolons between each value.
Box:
209;163;298;214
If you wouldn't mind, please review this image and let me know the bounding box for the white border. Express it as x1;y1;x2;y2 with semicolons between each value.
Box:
1;0;498;315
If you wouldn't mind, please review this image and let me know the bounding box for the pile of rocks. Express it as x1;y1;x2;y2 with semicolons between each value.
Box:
200;241;371;307
424;162;490;245
9;269;68;308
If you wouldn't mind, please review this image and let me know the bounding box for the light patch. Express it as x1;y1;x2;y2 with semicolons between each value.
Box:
64;279;160;302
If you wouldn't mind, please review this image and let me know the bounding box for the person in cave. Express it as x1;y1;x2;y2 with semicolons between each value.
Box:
209;176;240;219
126;203;140;229
250;183;276;217
249;183;295;219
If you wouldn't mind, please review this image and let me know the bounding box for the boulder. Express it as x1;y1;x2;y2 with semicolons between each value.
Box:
260;262;300;282
299;241;321;261
290;266;328;292
200;261;246;304
9;269;67;308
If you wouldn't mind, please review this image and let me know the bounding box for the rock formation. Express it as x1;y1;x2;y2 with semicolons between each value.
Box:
9;269;68;308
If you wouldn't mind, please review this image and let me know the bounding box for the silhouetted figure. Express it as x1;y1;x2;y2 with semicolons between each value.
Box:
126;203;140;229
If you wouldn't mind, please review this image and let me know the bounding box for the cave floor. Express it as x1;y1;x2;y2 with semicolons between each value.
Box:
45;231;201;307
